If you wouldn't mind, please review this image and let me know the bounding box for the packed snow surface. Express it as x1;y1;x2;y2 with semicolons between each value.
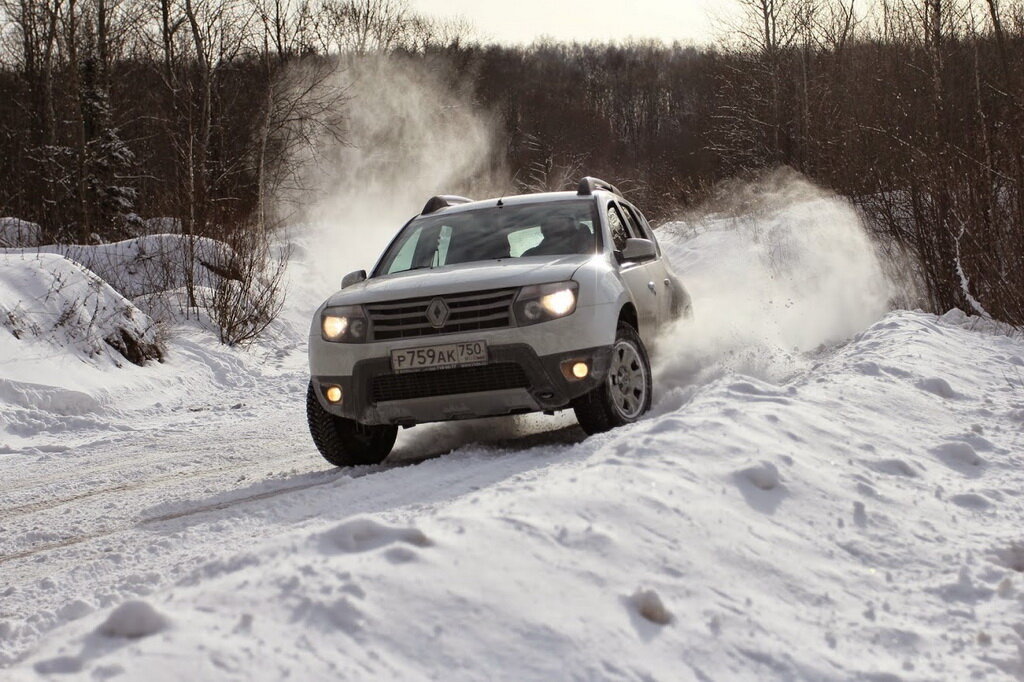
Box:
2;194;1023;680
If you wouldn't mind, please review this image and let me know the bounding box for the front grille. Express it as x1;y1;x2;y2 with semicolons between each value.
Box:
366;288;516;340
369;363;530;403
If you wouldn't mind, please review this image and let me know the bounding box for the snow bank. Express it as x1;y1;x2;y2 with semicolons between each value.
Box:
8;310;1023;681
0;218;42;248
0;231;300;452
0;253;161;367
1;234;231;301
0;252;168;448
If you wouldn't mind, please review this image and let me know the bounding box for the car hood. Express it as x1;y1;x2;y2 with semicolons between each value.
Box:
325;255;596;307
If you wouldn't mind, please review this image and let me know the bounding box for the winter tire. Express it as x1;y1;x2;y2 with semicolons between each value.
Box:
573;323;653;435
306;382;397;466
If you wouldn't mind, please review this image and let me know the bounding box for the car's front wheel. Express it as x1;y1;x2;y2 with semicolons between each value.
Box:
573;324;653;435
306;382;397;466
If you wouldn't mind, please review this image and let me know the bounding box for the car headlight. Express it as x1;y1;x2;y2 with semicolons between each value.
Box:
514;281;578;325
321;305;368;343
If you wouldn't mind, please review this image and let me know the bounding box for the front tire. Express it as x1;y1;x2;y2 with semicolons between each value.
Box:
306;382;397;466
573;324;653;435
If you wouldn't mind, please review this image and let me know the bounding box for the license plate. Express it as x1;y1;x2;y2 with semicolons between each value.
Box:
390;341;488;373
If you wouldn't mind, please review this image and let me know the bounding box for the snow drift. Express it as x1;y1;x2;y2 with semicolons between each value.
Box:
0;253;161;368
1;234;232;302
4;310;1023;681
0;218;42;248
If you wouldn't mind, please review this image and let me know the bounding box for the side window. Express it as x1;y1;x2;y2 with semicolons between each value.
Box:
622;202;655;240
618;203;644;240
622;204;659;254
607;204;629;252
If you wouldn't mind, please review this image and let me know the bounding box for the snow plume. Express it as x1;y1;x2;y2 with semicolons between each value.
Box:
653;170;895;405
274;55;505;315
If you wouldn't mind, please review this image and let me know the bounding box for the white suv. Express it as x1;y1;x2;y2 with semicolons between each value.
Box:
307;178;691;466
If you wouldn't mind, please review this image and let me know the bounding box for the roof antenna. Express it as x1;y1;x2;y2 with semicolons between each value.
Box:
496;196;504;208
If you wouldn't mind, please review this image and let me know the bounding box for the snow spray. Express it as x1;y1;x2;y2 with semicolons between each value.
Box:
651;170;897;411
271;55;505;320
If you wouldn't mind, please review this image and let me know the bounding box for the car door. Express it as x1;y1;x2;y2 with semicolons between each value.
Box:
606;201;658;338
621;202;673;326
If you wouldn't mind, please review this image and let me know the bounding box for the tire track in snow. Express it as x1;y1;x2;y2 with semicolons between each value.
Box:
0;449;466;566
0;471;347;566
3;420;293;492
0;423;584;568
2;460;296;519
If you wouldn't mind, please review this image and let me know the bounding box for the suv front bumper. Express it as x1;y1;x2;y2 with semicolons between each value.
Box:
312;343;612;426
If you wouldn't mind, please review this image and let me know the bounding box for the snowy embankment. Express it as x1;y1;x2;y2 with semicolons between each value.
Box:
0;230;297;452
0;218;42;249
2;189;1024;680
2;233;233;326
0;253;163;448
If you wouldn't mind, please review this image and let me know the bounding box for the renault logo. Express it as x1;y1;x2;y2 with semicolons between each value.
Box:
426;297;450;328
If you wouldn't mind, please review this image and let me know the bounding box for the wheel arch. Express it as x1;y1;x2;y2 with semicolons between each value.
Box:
618;302;639;332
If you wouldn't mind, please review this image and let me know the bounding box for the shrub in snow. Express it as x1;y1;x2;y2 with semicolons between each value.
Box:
0;253;162;366
0;218;42;248
96;600;168;639
33;656;83;674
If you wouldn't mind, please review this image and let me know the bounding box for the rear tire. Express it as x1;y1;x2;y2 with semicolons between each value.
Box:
306;382;397;466
573;324;653;435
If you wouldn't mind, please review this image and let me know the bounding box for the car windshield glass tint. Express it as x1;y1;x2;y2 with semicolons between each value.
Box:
377;200;599;276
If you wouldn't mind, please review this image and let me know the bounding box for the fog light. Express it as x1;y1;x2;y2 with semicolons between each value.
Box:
561;360;590;381
325;385;343;403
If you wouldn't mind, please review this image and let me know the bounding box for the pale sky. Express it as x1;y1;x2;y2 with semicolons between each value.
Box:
409;0;731;46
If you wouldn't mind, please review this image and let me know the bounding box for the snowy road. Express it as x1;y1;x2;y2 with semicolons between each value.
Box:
3;192;1024;679
0;356;591;667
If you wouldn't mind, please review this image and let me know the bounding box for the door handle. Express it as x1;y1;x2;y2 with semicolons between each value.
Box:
647;281;657;294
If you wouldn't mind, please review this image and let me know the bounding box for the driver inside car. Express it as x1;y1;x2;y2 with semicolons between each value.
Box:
521;215;590;257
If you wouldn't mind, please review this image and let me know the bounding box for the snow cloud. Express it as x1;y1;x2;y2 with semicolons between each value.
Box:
274;55;505;316
653;170;896;403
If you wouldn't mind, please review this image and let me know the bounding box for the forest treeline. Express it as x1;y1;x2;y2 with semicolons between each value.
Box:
1;0;1023;325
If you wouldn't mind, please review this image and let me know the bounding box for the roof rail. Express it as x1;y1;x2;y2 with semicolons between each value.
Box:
577;176;622;197
421;195;473;215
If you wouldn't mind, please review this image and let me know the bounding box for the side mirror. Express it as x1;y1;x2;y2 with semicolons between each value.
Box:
621;238;657;262
341;269;367;289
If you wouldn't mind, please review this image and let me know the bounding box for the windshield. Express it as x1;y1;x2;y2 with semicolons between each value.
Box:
374;200;600;276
